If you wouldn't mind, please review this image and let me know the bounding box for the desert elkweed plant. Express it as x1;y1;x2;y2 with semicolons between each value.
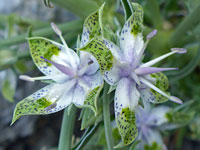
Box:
80;3;186;146
11;2;187;149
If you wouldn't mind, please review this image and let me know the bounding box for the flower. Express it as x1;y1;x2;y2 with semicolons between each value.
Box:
11;5;105;125
136;103;170;150
80;3;186;145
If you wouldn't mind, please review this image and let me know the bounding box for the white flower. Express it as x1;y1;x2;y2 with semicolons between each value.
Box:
11;3;105;124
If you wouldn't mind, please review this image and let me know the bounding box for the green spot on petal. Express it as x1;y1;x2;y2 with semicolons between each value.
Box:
116;107;138;145
36;98;52;108
11;93;53;125
130;3;143;36
28;37;60;67
144;142;162;150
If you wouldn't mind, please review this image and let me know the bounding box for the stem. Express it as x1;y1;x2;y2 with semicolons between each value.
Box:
103;83;113;150
58;105;77;150
170;3;200;46
52;0;99;18
0;20;83;48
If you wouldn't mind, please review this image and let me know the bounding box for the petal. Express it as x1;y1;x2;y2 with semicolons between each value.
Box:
104;66;121;86
120;3;144;64
140;75;182;104
73;83;104;115
80;3;105;47
115;78;139;145
149;106;170;126
143;129;166;149
28;37;79;76
73;74;103;115
81;70;103;89
11;79;77;124
80;51;99;75
79;37;114;73
139;73;169;103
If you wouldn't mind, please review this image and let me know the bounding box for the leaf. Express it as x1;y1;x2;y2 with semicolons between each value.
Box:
165;110;194;125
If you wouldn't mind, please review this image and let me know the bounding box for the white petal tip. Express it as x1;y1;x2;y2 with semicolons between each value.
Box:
147;29;157;40
19;75;35;82
171;48;187;54
170;96;183;104
51;22;62;36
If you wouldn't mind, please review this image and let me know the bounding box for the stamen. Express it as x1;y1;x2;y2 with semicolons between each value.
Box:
141;48;187;67
131;72;141;85
19;75;35;82
135;67;178;75
19;74;65;82
140;77;182;104
51;22;76;69
133;29;157;67
40;56;75;77
78;64;90;76
146;29;157;40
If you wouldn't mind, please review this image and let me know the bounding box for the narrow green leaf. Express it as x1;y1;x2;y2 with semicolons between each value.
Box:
120;0;132;20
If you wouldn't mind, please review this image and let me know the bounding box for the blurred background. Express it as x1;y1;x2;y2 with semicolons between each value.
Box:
0;0;200;149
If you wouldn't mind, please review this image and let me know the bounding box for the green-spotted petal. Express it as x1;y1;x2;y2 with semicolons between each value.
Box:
140;73;169;103
83;83;104;116
116;107;138;145
80;3;104;47
79;37;114;73
11;79;77;125
28;37;79;76
120;3;144;64
115;78;139;145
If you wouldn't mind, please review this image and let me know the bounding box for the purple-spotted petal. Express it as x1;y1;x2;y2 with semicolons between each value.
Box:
119;4;144;64
115;78;139;145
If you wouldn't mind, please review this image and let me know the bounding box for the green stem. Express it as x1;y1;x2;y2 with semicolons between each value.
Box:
103;83;113;150
170;3;200;46
58;105;77;150
0;20;83;48
52;0;100;18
